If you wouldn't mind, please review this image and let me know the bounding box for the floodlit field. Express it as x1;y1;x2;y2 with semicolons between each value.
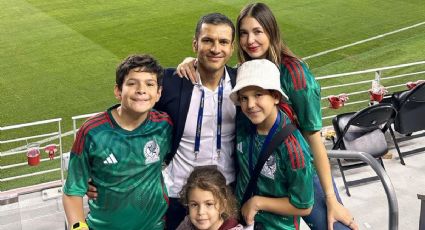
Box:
1;0;424;190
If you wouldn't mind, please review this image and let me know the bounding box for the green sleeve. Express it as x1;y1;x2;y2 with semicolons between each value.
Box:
63;134;91;197
280;61;322;131
282;140;314;209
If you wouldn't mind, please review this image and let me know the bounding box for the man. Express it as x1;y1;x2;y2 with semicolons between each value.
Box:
154;13;237;229
87;13;237;229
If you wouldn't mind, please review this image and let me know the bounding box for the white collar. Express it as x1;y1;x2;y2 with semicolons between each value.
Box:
195;67;230;88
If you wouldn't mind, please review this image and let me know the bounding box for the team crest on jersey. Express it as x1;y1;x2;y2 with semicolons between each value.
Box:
261;155;276;179
144;140;160;164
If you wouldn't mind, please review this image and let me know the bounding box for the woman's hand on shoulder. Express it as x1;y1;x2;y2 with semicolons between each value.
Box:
176;57;198;84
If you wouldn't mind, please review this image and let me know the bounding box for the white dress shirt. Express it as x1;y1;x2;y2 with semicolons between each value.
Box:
163;68;236;197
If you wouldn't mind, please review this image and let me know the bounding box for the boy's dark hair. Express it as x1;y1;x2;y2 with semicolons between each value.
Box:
194;13;235;42
116;54;164;90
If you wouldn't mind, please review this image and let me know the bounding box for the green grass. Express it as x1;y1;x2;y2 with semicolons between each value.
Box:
1;0;424;190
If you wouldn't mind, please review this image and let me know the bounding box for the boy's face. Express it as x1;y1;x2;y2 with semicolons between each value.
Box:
238;86;280;128
188;187;223;230
193;23;234;74
114;69;161;118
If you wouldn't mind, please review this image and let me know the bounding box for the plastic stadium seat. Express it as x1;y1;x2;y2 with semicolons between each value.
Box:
392;82;425;135
331;103;405;196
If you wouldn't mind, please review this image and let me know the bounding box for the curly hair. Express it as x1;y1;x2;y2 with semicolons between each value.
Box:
179;166;238;220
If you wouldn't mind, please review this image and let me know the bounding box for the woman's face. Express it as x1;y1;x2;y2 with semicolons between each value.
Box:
239;16;270;59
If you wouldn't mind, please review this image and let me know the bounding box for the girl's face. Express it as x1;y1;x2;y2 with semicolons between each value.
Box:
188;187;224;230
239;16;270;59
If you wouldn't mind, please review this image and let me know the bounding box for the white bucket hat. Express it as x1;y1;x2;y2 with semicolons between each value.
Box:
230;59;288;105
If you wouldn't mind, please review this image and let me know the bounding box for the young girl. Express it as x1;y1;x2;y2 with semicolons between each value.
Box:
177;167;243;230
176;3;357;229
231;59;314;229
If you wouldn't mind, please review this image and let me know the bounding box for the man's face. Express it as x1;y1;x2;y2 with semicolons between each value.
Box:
193;23;234;74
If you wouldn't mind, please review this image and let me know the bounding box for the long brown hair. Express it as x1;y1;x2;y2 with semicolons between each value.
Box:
236;2;297;66
179;166;238;220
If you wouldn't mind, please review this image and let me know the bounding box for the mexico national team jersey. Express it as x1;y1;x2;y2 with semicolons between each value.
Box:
63;105;172;230
280;56;322;131
235;110;314;230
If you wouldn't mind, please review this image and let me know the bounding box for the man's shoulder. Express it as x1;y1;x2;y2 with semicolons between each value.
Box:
162;67;193;88
226;65;237;76
163;67;177;77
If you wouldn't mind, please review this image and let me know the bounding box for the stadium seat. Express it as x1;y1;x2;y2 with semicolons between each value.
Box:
331;103;404;196
391;82;425;135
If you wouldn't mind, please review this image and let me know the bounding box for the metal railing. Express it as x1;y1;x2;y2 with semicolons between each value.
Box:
0;118;64;184
318;61;425;121
328;150;399;230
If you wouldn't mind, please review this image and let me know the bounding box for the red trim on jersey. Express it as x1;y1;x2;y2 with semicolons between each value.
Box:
72;113;105;154
278;101;298;125
293;215;299;230
285;138;296;169
150;111;173;126
290;136;301;168
104;111;114;128
282;116;297;169
284;61;299;90
295;61;306;89
283;58;307;91
290;61;302;90
72;112;109;155
292;135;305;168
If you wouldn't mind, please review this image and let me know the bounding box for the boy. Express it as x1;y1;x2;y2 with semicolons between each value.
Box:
229;59;314;229
63;54;172;230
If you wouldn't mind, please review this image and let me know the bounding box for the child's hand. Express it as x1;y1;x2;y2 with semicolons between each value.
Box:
241;196;260;226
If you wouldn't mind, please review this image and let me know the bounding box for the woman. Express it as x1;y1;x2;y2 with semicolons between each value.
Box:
177;3;358;230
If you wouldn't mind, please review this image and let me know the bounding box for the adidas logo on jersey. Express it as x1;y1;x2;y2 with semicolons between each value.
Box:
103;153;118;164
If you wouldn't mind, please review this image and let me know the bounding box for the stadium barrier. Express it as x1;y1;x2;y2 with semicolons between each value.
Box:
0;118;65;184
1;60;424;187
317;60;425;120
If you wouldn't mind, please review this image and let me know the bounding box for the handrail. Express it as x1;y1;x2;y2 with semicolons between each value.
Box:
317;61;425;121
327;150;398;230
0;118;62;131
0;118;64;187
316;61;425;80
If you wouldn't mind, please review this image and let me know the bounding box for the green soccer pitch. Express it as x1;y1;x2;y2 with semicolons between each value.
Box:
1;0;424;190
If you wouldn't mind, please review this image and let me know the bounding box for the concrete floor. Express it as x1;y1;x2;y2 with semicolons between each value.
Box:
1;131;424;230
329;132;425;230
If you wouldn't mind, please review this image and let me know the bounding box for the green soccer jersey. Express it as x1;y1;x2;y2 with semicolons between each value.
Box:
280;56;322;131
63;105;172;230
235;110;314;230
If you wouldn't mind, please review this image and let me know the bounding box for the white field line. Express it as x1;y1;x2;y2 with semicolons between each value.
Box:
303;21;425;60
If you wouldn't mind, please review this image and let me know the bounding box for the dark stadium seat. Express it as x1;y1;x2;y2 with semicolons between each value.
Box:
331;103;404;196
391;82;425;135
